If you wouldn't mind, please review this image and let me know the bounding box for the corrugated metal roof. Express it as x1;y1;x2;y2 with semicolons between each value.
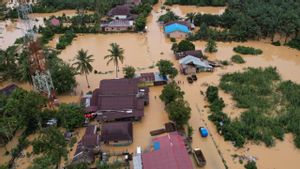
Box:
179;55;212;68
142;132;193;169
164;23;190;34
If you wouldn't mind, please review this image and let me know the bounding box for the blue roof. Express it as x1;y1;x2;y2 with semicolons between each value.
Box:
164;23;189;34
153;141;160;151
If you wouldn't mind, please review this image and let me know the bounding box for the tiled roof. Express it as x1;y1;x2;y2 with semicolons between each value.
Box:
108;4;131;16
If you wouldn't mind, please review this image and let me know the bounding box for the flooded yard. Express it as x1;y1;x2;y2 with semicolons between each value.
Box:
1;0;300;169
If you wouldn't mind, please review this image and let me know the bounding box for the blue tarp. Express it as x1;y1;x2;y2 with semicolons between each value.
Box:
164;23;189;34
153;141;160;150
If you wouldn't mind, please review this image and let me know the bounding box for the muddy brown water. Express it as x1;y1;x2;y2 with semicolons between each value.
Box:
1;1;300;169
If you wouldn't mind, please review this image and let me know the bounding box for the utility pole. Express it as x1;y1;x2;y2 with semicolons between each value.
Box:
17;0;55;100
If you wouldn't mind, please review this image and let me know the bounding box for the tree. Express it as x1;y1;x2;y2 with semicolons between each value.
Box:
57;104;85;131
73;49;94;88
160;82;184;104
177;40;195;52
158;11;179;23
205;38;218;53
123;66;136;78
135;15;146;31
171;43;178;53
166;99;191;128
197;23;209;40
51;61;77;94
186;12;196;23
156;59;178;79
244;161;257;169
32;127;67;166
104;43;125;78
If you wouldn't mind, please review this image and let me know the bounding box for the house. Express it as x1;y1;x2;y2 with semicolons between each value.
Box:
101;121;133;146
101;19;134;32
175;50;203;60
179;55;214;74
138;72;168;87
164;21;191;38
72;125;100;164
88;78;149;122
0;84;18;96
108;4;132;19
141;132;193;169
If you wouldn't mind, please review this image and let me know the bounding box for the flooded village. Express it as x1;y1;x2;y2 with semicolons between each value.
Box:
1;0;300;169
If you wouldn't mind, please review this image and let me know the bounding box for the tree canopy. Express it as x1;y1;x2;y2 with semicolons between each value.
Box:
156;60;178;79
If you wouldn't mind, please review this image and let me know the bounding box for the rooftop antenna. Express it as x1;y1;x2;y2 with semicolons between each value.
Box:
17;0;55;100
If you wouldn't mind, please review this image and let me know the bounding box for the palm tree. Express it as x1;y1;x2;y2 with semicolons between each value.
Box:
104;43;125;78
73;49;94;88
186;12;196;24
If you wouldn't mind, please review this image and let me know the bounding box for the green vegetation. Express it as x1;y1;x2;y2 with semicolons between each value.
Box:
207;67;300;148
57;104;85;131
56;30;76;50
160;82;184;105
160;82;191;129
166;99;191;128
158;11;179;23
244;161;258;169
205;39;218;53
123;66;136;79
32;0;97;12
188;1;300;44
32;127;67;167
286;36;300;50
66;163;89;169
231;55;245;64
164;0;226;6
172;40;195;53
132;1;156;31
156;59;178;79
73;49;94;88
233;46;263;55
104;43;125;78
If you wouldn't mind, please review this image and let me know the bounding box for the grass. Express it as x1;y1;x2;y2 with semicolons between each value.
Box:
207;67;300;148
231;55;245;64
233;46;263;55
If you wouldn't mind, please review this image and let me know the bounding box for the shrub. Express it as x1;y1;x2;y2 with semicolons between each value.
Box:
231;55;245;64
233;46;263;55
244;161;257;169
220;60;229;65
170;37;176;42
271;41;281;46
286;36;300;50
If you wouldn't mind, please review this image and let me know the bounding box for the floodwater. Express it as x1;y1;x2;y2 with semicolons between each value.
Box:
171;5;226;16
1;0;300;169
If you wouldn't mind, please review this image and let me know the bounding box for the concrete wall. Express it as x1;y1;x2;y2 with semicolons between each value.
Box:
104;26;132;32
168;31;188;39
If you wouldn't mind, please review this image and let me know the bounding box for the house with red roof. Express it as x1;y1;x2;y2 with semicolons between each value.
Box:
141;132;193;169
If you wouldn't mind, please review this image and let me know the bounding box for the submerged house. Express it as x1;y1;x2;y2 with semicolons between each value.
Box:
141;132;193;169
101;121;133;146
175;50;203;60
88;78;149;122
179;55;213;74
138;72;168;87
108;4;132;20
164;21;191;38
101;19;134;32
72;125;100;164
0;84;18;96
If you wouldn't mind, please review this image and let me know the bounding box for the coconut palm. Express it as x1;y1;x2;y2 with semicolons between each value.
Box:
104;43;125;78
73;49;94;88
186;12;196;24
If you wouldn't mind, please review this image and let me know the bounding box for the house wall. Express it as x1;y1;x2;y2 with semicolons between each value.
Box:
104;26;132;32
112;15;127;19
168;31;188;39
107;140;132;146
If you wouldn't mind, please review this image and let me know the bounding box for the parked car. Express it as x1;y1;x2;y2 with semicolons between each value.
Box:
191;74;197;81
193;148;206;167
199;127;208;137
187;76;193;84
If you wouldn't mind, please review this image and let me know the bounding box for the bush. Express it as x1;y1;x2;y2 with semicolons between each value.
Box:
170;37;176;42
244;161;257;169
231;55;245;64
286;36;300;50
160;82;184;104
220;60;229;65
233;46;263;55
271;41;281;46
177;40;195;52
56;30;76;50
